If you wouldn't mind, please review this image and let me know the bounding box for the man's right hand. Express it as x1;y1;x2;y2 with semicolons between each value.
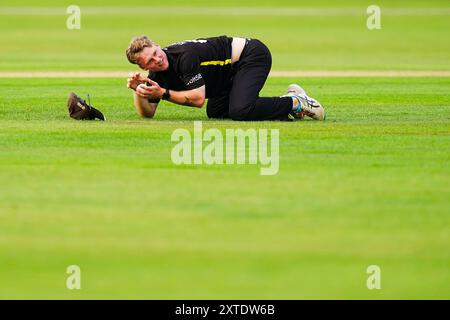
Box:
127;72;147;91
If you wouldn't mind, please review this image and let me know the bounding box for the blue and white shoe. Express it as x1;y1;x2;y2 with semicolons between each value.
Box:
285;84;326;121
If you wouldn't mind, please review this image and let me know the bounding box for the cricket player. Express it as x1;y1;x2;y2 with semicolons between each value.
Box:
125;35;325;121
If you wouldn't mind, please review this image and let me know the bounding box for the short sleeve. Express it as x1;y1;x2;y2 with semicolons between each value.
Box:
178;52;205;90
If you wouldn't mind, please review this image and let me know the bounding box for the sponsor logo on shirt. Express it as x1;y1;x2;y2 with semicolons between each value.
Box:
186;73;203;86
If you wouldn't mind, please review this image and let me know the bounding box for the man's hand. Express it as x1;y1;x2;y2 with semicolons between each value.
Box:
135;79;164;100
127;72;147;91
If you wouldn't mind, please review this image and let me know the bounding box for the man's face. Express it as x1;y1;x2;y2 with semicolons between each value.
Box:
137;46;169;72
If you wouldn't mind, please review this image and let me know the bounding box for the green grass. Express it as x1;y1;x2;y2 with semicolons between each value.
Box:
0;77;449;298
1;0;450;71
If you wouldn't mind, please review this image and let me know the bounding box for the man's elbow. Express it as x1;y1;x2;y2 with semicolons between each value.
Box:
138;110;155;118
194;96;205;108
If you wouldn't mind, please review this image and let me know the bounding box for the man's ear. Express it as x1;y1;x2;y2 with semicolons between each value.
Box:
137;52;147;69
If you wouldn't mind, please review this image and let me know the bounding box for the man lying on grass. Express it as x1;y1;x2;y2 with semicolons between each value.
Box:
126;35;325;121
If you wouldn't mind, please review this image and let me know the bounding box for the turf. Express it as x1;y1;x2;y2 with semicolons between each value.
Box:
0;76;449;299
1;0;450;71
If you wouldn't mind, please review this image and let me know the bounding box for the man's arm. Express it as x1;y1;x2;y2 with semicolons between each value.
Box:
133;90;158;118
127;72;158;118
143;79;206;108
165;86;205;108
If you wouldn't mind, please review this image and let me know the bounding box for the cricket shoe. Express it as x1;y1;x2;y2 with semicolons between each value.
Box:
285;84;326;121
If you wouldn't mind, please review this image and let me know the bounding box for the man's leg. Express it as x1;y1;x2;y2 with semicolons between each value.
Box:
228;39;292;121
206;95;230;119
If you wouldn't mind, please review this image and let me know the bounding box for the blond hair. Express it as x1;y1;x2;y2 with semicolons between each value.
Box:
126;36;155;64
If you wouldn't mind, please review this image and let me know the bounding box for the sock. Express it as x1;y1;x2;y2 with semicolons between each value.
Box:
291;96;302;113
